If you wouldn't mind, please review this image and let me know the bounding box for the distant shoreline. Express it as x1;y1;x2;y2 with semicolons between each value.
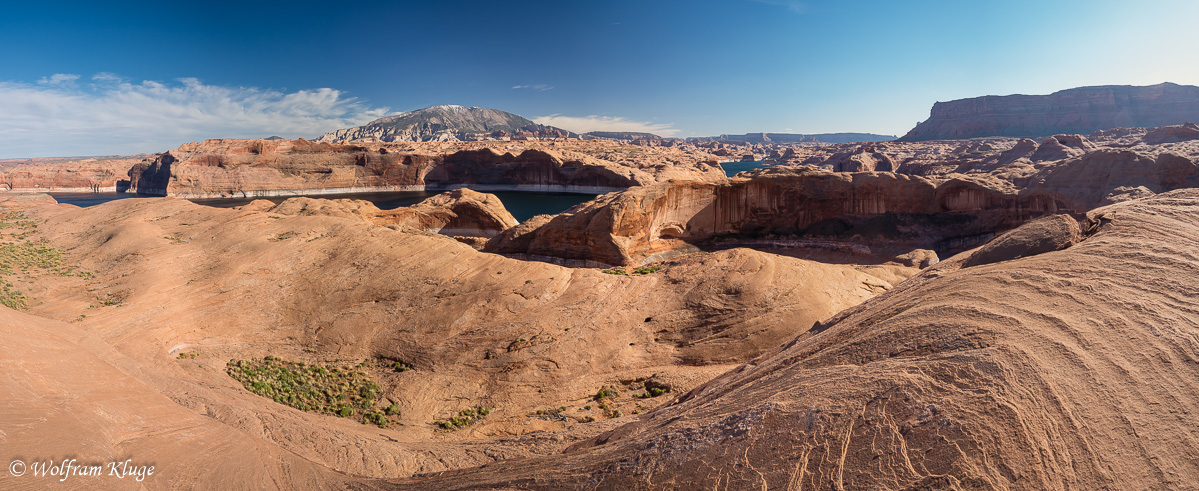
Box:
2;183;624;199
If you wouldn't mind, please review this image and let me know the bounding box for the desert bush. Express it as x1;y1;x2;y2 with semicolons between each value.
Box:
436;405;491;430
226;356;398;428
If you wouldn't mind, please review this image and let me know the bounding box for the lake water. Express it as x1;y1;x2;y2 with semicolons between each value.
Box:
721;160;771;177
49;190;598;223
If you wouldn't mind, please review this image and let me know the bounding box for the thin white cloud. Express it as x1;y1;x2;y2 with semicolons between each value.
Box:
748;0;806;14
533;114;679;136
37;73;81;85
0;74;390;157
512;84;554;91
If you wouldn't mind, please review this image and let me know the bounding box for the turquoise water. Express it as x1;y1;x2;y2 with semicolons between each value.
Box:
721;160;771;177
50;190;597;223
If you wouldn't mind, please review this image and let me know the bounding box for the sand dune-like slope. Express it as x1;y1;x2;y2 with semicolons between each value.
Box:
418;190;1199;488
0;306;373;490
0;196;897;485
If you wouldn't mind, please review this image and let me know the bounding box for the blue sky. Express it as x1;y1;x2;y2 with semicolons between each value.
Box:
2;0;1198;157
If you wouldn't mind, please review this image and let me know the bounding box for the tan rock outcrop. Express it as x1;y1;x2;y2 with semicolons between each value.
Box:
1030;134;1097;161
1143;122;1199;144
376;189;518;237
268;189;518;238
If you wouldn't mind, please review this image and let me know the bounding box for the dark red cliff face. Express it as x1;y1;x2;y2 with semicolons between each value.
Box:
901;83;1199;141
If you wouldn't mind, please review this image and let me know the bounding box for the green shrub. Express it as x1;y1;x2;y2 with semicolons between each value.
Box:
226;356;397;428
436;405;491;430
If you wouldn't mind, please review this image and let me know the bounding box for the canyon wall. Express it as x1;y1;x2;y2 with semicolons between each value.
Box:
491;146;1199;267
901;83;1199;141
125;139;697;197
0;157;140;192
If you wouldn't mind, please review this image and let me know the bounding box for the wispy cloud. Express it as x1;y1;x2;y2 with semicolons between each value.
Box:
533;114;678;137
512;84;554;91
0;74;389;157
37;73;81;85
748;0;805;14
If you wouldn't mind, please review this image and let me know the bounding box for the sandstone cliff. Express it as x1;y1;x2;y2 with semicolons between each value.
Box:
901;83;1199;141
490;142;1199;267
125;138;721;197
0;156;141;192
487;169;1064;267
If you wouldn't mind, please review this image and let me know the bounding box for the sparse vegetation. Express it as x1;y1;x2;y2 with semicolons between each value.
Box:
436;406;491;430
0;211;90;310
534;406;569;421
601;266;662;276
97;290;130;307
226;356;398;428
594;387;619;400
268;231;296;242
590;385;632;419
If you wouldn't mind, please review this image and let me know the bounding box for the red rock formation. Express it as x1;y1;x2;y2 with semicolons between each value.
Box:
1030;134;1096;162
377;189;518;237
901;83;1199;141
490;140;1199;268
488;168;1070;266
268;189;518;238
821;144;898;172
1143;122;1199;144
126;139;717;197
0;157;140;192
429;189;1199;489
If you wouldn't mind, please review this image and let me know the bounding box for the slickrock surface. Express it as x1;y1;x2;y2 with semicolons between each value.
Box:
900;82;1199;141
0;195;897;486
417;188;1199;489
2;179;1198;488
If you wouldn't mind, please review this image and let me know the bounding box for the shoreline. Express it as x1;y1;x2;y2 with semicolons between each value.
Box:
0;183;622;198
157;183;622;199
2;186;120;193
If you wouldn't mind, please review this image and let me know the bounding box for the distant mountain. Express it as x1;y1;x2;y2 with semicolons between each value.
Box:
689;132;896;144
582;131;662;141
315;105;576;142
900;83;1199;141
